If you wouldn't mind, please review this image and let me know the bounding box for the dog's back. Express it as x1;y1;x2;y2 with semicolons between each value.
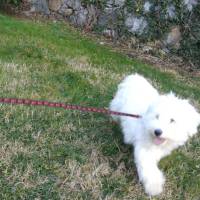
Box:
110;74;159;119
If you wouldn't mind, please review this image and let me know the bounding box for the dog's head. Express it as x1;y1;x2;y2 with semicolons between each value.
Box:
143;93;200;146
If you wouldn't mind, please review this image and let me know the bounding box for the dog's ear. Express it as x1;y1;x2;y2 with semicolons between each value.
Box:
197;114;200;132
167;91;176;99
169;91;175;96
183;101;200;137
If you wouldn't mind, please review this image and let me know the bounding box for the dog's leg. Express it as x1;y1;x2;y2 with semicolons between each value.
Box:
134;146;165;196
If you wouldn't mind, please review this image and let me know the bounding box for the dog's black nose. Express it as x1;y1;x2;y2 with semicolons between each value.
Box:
154;129;163;137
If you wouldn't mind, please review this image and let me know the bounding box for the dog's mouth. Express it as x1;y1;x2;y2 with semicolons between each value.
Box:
153;137;166;145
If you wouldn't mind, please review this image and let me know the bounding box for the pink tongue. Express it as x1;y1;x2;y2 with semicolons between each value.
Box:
154;137;166;145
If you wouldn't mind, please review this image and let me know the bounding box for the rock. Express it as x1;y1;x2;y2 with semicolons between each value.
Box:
161;48;170;54
22;10;33;17
184;0;198;11
105;0;125;8
99;41;105;45
103;29;116;38
143;1;152;13
125;14;148;35
104;0;124;14
59;4;73;16
130;36;138;46
69;7;88;27
64;0;81;10
154;5;161;12
127;36;140;48
98;7;121;28
48;0;62;12
76;8;88;26
86;4;98;29
114;0;125;7
165;26;181;48
31;0;50;14
142;45;153;53
166;4;176;19
106;0;113;8
63;8;73;16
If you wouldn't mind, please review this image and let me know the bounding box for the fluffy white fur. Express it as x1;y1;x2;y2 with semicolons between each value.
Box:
110;74;200;196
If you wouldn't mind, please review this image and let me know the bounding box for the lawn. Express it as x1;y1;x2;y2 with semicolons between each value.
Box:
0;14;200;199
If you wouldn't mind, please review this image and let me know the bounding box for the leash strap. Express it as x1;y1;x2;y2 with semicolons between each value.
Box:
0;97;141;118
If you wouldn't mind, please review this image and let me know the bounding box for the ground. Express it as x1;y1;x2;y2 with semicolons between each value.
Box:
0;14;200;199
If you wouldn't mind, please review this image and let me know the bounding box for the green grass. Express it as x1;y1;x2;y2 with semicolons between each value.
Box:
0;14;200;199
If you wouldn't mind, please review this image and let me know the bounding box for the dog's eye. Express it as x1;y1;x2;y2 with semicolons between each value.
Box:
170;118;175;123
155;114;159;119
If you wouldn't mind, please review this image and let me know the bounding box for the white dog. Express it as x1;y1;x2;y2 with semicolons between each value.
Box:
110;74;200;196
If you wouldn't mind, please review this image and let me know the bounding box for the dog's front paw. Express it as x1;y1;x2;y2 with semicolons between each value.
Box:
143;172;165;196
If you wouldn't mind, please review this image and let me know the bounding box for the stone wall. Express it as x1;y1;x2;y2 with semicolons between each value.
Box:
26;0;200;68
